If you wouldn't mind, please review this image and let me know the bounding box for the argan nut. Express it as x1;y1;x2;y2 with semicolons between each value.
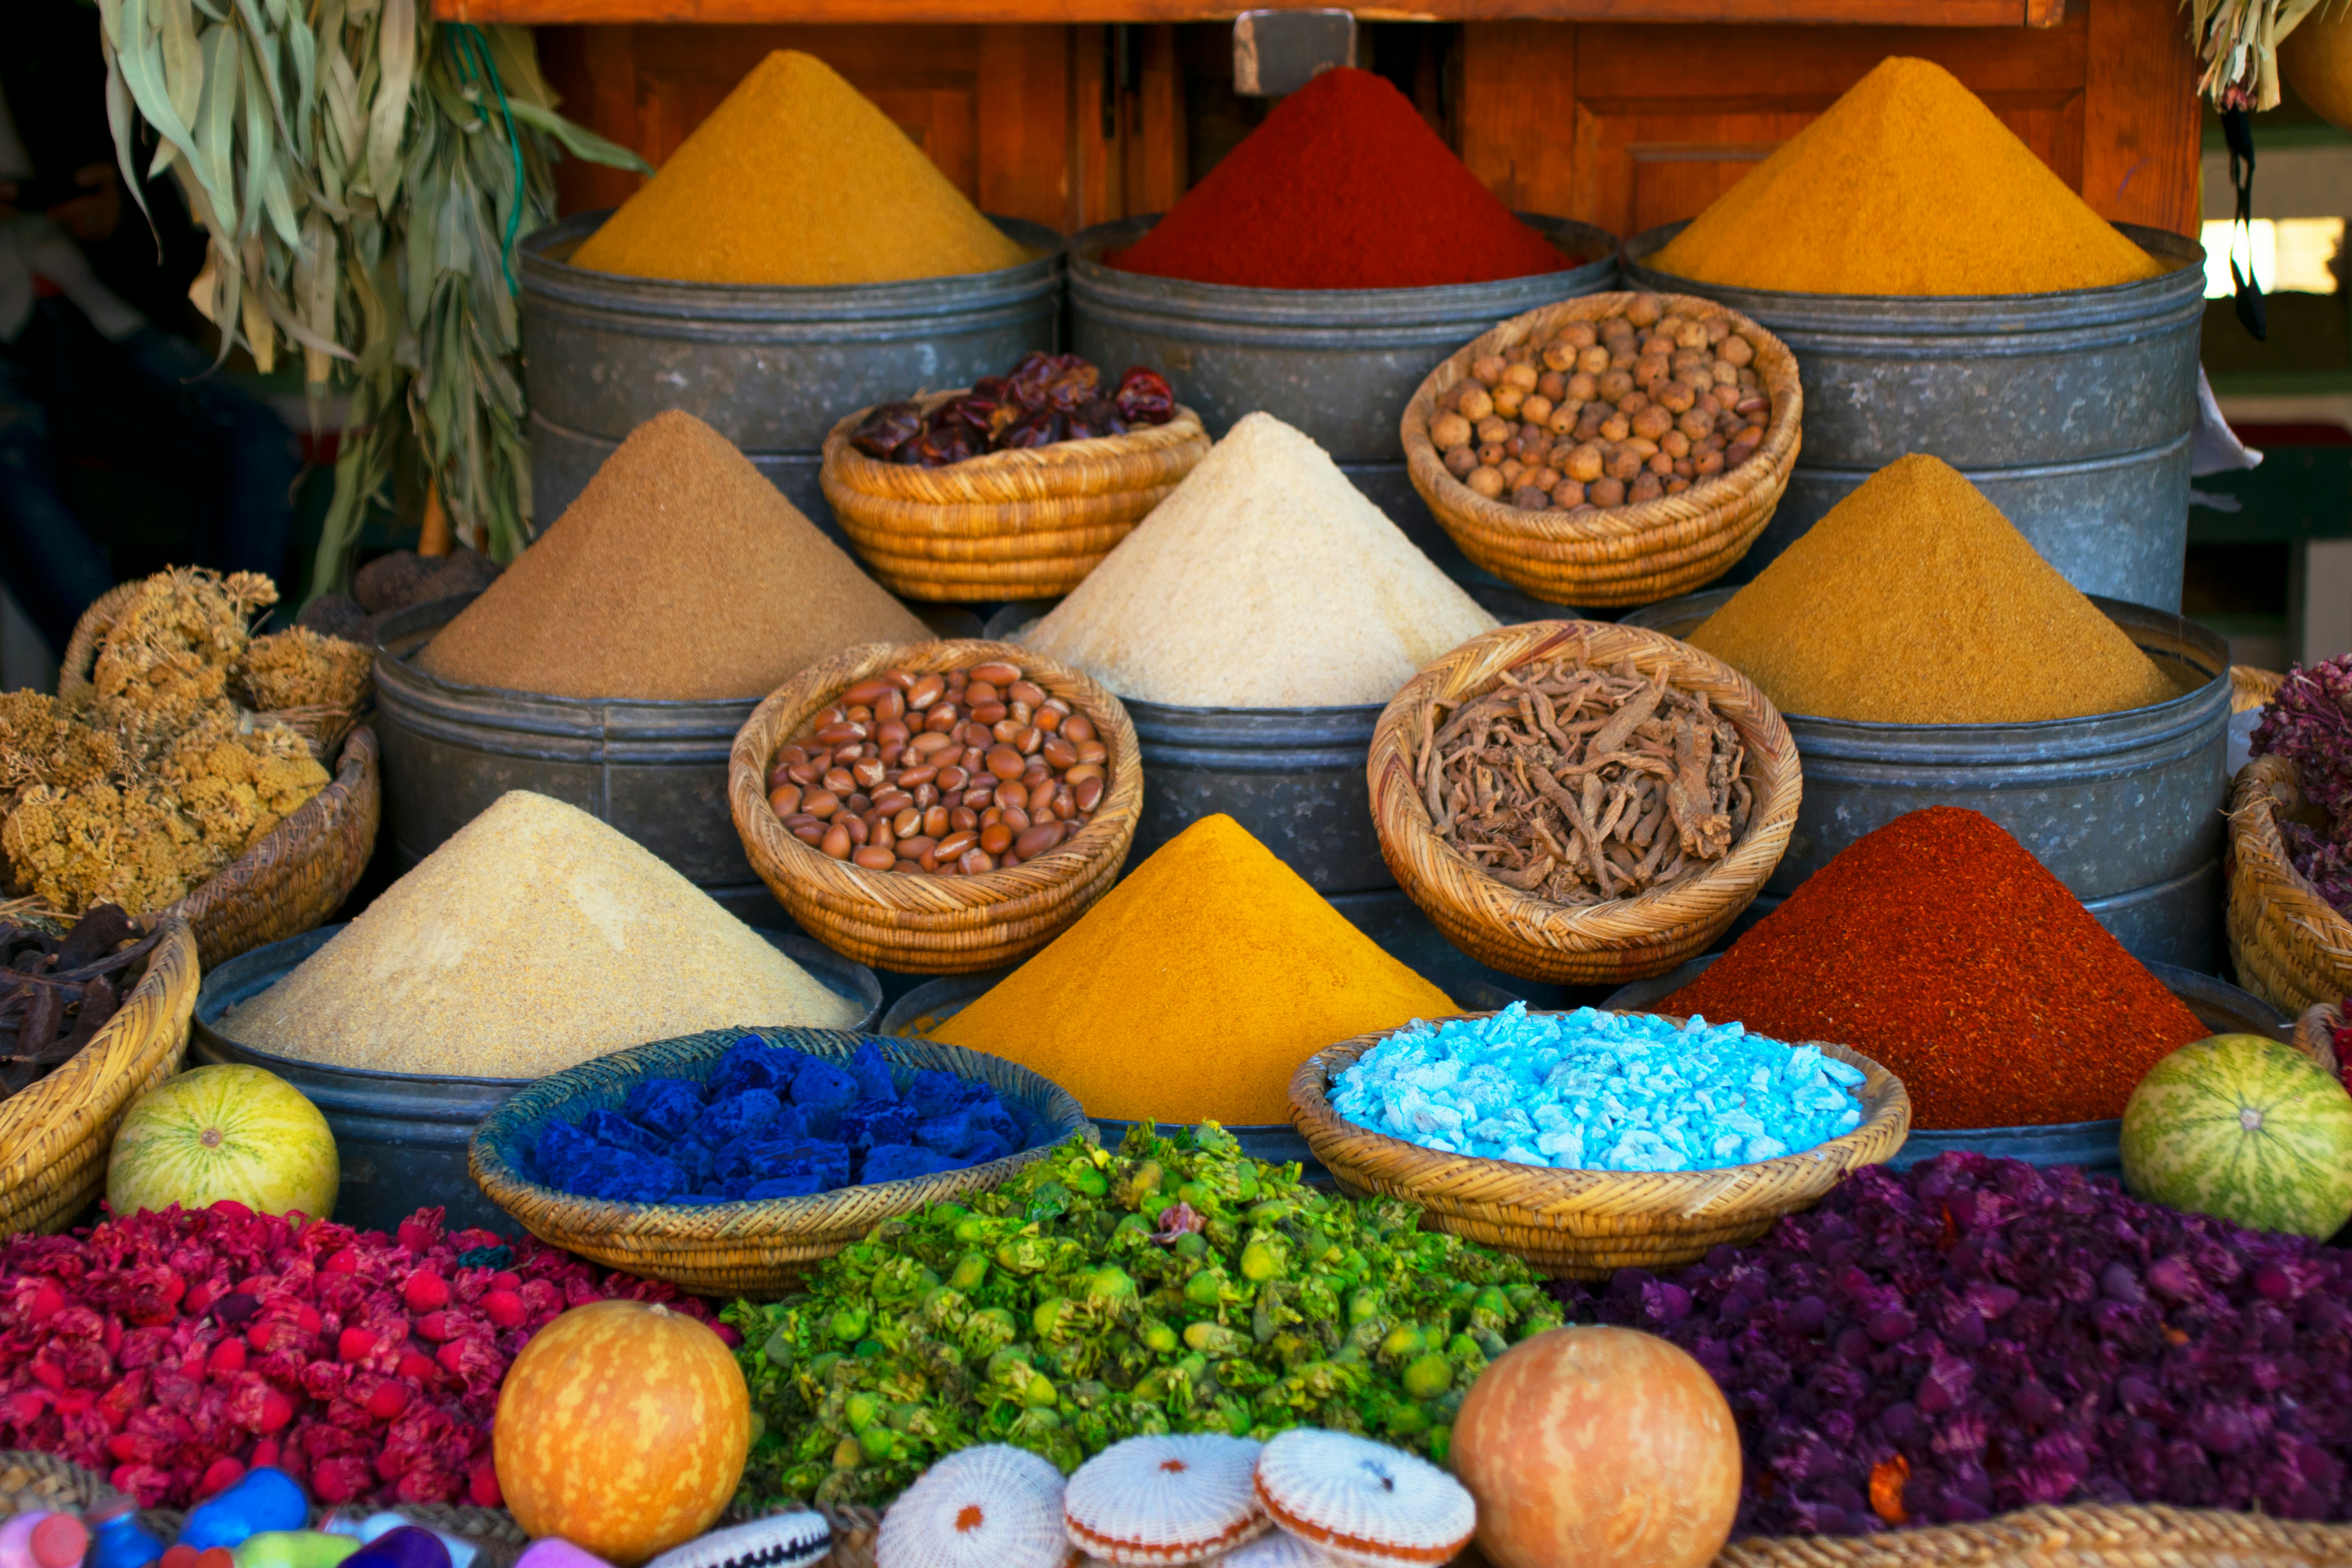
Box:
1720;334;1755;367
1599;414;1632;443
1551;479;1586;508
1632;405;1674;441
1445;445;1479;477
1625;294;1663;327
1457;385;1495;422
1566;443;1606;483
1502;362;1539;391
1577;345;1611;376
1511;485;1551;510
1521;394;1554;426
1471;354;1509;385
1492;386;1526;418
1467;465;1506;499
1630;471;1664;503
1431;412;1474;448
1589;475;1626;507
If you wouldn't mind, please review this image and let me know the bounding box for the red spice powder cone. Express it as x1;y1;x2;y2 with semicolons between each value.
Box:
1664;806;2207;1129
1107;67;1572;290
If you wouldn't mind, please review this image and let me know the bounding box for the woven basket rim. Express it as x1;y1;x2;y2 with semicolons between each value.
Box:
823;395;1207;491
1400;290;1803;546
729;639;1143;926
61;575;372;726
168;724;377;929
1289;1007;1911;1213
469;1024;1092;1232
2226;753;2352;1009
1369;619;1803;944
2296;1000;2344;1077
2229;663;2284;716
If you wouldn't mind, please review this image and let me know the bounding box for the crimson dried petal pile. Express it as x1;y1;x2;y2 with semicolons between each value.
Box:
0;1203;723;1509
1550;1152;2352;1534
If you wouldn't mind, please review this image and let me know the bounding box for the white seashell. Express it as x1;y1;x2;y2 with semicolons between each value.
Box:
879;1445;1073;1568
1251;1430;1475;1568
1064;1434;1271;1566
1209;1532;1347;1568
647;1513;832;1568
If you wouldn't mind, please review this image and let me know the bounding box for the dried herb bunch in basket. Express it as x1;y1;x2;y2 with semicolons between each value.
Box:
1405;657;1752;905
0;902;158;1100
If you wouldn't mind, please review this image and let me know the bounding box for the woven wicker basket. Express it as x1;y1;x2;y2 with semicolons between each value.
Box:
730;640;1142;974
820;396;1209;602
2230;664;2284;715
1368;620;1800;986
0;916;198;1238
2296;1000;2343;1078
472;1024;1094;1297
1289;1011;1906;1278
2225;754;2352;1016
1401;292;1802;608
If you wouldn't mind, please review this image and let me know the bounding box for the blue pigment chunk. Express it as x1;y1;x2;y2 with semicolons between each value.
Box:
862;1144;963;1184
913;1110;978;1157
581;1107;663;1156
844;1041;897;1103
700;1088;784;1144
532;1120;598;1187
906;1070;968;1119
744;1171;833;1200
840;1097;918;1151
788;1056;859;1120
622;1078;705;1140
669;1136;716;1187
708;1037;794;1099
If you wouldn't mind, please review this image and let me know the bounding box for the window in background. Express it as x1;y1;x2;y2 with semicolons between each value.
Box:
2201;216;2345;296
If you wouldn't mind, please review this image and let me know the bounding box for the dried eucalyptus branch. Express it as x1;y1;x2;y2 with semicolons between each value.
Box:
96;0;647;588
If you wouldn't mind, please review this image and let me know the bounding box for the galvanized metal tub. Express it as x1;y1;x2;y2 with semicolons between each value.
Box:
880;971;1524;1177
1621;221;2205;610
977;598;1383;892
190;925;883;1236
1603;954;2288;1177
372;595;777;926
1622;589;2230;970
521;211;1066;537
1068;215;1619;577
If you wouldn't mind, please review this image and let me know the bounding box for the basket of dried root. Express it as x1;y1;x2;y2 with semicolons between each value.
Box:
1367;620;1801;984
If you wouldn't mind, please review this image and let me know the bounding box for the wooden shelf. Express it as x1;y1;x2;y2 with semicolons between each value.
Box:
440;0;2062;27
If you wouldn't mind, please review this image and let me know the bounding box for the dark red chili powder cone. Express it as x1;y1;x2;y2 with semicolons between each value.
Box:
1664;806;2207;1131
1105;67;1573;290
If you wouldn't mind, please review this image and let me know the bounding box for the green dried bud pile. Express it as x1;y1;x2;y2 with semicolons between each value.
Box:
725;1124;1562;1508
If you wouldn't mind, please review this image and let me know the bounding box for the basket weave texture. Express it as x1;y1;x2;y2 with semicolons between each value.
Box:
1368;620;1801;985
1289;1010;1907;1279
730;640;1142;975
2230;665;2284;715
470;1025;1095;1298
2225;754;2352;1016
820;395;1209;602
0;917;198;1238
1401;292;1802;608
2296;1000;2343;1078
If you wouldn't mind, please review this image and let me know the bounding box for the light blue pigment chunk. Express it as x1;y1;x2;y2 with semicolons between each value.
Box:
1331;1003;1868;1174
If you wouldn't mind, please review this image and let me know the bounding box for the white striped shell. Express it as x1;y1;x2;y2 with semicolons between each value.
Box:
647;1512;832;1568
1251;1430;1474;1567
1209;1531;1347;1568
1064;1434;1270;1566
878;1445;1073;1568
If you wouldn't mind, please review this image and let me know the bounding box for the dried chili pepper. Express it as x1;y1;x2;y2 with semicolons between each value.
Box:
849;402;924;461
1113;367;1176;425
998;407;1069;450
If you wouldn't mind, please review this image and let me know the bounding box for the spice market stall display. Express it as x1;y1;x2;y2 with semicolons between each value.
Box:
1290;1004;1907;1279
470;1027;1091;1296
191;791;877;1234
0;911;197;1238
820;356;1209;603
1400;293;1801;607
1624;456;2229;969
1366;620;1800;986
1608;808;2231;1176
722;1127;1564;1508
521;52;1064;534
1621;58;2203;610
20;570;379;969
1068;69;1617;579
730;643;1142;975
2225;655;2352;1015
374;412;929;926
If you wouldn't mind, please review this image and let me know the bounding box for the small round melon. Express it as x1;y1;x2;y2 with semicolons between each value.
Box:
2120;1033;2352;1239
108;1064;339;1220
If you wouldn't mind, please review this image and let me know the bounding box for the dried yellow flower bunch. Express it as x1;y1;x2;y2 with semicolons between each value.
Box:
0;568;363;915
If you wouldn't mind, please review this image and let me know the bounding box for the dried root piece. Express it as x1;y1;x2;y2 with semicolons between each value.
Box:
1404;655;1752;908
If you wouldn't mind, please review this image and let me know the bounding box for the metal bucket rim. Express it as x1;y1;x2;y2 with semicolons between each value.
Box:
373;594;771;722
1622;219;2207;322
1068;212;1622;318
1622;589;2228;744
195;924;883;1091
519;210;1067;315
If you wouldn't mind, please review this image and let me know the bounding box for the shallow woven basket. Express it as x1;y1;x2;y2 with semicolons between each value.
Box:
1401;292;1802;608
1289;1010;1907;1279
0;916;198;1238
2230;664;2284;714
2225;753;2352;1016
1369;620;1800;985
2296;1000;2343;1078
820;395;1209;602
471;1024;1095;1297
730;639;1142;974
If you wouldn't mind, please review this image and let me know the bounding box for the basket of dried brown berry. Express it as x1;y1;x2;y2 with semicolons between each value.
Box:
1401;292;1801;607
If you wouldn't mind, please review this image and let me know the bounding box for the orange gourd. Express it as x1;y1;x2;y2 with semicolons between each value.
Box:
494;1301;751;1566
1451;1325;1740;1568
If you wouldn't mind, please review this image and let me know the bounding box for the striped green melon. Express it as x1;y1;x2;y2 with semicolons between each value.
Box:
107;1064;339;1220
2120;1034;2352;1239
